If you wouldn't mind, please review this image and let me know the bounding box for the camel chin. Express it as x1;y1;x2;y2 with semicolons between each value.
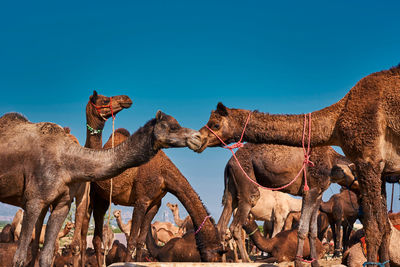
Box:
187;137;202;151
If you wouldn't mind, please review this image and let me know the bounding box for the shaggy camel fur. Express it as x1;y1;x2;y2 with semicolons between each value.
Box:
320;188;359;257
167;202;193;232
343;212;400;267
243;216;325;263
70;91;132;267
84;127;223;265
215;142;351;263
197;64;400;267
0;110;201;267
113;210;131;240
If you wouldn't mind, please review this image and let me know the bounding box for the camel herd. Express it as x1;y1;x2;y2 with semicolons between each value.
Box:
0;64;400;267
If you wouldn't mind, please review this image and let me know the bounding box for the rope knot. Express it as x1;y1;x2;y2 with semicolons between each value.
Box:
225;142;244;150
303;154;314;167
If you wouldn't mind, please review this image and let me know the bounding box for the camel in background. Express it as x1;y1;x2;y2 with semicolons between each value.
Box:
197;63;400;267
167;202;193;233
320;188;359;257
113;210;131;241
0;109;202;267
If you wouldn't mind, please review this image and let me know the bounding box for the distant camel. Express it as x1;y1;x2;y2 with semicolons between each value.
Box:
320;188;359;257
197;65;400;266
151;221;181;244
0;224;14;243
167;202;193;233
11;209;23;241
113;210;132;240
0;108;201;267
215;142;351;262
243;215;325;263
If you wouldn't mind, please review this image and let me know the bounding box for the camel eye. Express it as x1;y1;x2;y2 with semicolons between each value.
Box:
213;124;220;130
170;125;179;132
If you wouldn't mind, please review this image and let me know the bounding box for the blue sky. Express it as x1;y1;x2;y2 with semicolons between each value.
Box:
0;1;399;223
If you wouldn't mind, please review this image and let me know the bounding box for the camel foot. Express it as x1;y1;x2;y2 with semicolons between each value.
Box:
332;250;342;258
294;259;320;267
311;260;320;267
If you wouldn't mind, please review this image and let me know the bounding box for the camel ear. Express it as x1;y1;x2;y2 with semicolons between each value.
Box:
216;102;229;116
90;90;98;103
156;110;165;121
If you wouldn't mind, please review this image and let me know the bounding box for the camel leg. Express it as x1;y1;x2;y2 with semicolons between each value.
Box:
295;188;318;267
13;199;43;267
332;219;342;257
40;199;71;267
79;196;92;267
229;200;252;262
29;207;48;267
92;191;108;267
125;202;149;262
355;160;390;267
309;193;322;267
135;202;161;261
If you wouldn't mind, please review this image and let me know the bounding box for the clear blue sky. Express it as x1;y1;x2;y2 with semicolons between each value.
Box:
1;1;399;223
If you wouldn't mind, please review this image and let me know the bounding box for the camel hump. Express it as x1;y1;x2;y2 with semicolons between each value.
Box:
0;112;29;124
114;128;130;137
38;122;64;135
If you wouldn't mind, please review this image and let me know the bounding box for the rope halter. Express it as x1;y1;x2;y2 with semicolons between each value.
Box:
91;97;115;121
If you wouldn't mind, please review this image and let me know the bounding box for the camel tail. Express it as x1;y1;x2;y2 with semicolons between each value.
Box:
319;202;332;214
146;225;161;259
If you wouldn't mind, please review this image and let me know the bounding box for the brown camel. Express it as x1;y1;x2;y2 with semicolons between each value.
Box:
196;64;400;267
146;226;201;262
151;221;181;244
167;202;193;232
215;142;351;262
343;212;400;267
0;108;201;267
70;91;132;267
113;210;132;240
31;221;75;245
85;129;223;265
0;224;15;243
283;211;330;242
243;216;325;263
105;240;128;266
320;188;359;257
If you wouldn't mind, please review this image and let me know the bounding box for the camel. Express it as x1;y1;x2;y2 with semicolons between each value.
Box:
113;210;131;240
283;211;330;242
102;224;114;253
343;212;400;267
70;91;132;267
167;202;193;232
146;226;202;262
151;221;181;244
105;240;128;266
320;188;359;257
0;109;201;267
215;142;351;263
0;224;15;243
82;122;224;266
196;64;400;267
31;221;75;245
11;209;23;241
243;216;325;263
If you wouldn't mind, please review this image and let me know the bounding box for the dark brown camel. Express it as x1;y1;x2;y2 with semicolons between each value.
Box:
70;91;132;267
320;188;359;257
85;128;223;266
283;211;330;242
146;226;201;262
0;109;201;267
243;216;325;263
216;142;349;262
0;224;15;243
196;63;400;267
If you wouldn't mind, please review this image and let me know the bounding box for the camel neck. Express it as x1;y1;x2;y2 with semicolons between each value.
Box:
67;119;158;183
232;97;346;148
172;209;184;227
243;222;274;252
85;103;106;149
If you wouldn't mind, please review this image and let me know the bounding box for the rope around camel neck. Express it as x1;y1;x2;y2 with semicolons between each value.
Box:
205;112;314;192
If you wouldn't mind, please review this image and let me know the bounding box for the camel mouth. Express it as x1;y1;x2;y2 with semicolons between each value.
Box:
194;138;209;153
121;101;133;108
187;134;202;151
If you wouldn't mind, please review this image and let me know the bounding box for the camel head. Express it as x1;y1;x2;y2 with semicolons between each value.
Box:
166;202;178;212
330;163;359;191
153;110;202;151
196;102;243;153
88;90;133;121
113;210;121;218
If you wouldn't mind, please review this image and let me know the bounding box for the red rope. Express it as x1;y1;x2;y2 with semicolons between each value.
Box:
194;215;211;235
296;255;317;263
205;112;313;192
91;97;115;120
